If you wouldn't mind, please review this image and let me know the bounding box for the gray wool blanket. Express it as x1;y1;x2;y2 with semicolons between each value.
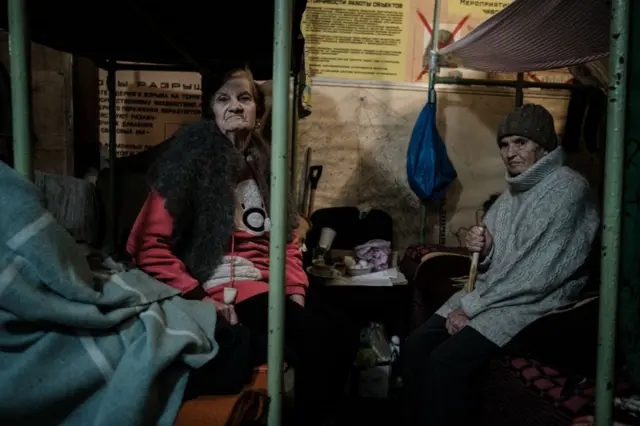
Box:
437;148;599;346
0;162;219;425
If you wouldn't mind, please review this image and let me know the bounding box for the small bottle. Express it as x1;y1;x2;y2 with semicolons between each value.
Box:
389;335;400;363
388;335;403;397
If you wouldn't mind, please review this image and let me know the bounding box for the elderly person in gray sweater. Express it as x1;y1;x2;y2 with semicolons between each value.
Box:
404;104;600;426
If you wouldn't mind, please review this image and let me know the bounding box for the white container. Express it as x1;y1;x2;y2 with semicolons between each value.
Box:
347;266;372;277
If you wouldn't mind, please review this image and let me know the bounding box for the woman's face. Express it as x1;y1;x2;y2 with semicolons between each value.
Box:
499;135;547;176
212;76;257;136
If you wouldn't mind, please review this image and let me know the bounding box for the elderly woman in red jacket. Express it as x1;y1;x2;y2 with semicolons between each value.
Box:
127;67;354;426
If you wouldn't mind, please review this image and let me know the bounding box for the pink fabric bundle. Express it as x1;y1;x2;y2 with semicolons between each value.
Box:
355;240;392;271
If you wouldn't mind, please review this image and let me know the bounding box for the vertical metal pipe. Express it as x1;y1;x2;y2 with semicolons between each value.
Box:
427;0;441;105
419;206;427;244
515;73;524;107
618;0;640;400
201;72;212;119
290;72;300;200
268;0;293;424
595;0;630;424
7;0;32;180
421;0;442;243
420;0;440;244
107;62;118;254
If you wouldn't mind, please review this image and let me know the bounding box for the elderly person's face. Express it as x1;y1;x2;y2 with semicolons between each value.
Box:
499;135;547;176
212;76;257;138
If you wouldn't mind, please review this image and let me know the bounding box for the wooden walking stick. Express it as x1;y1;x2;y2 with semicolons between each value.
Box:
465;226;484;293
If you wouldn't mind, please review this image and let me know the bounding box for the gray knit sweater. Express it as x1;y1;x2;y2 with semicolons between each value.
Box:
436;148;599;346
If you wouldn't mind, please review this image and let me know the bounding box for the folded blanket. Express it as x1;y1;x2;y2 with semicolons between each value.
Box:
0;162;219;426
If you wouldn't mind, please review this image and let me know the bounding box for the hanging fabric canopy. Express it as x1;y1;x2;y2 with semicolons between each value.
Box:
439;0;611;73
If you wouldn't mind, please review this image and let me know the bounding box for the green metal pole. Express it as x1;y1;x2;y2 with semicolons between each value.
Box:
420;0;442;244
268;0;293;424
7;0;32;180
435;76;578;90
595;0;630;424
107;61;118;254
515;73;524;107
618;0;640;397
427;0;441;104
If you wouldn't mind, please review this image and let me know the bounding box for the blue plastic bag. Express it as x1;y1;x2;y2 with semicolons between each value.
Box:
406;99;457;201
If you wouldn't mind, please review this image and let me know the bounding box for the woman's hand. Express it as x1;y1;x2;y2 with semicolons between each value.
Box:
446;308;469;335
206;298;238;325
289;294;305;308
466;224;493;260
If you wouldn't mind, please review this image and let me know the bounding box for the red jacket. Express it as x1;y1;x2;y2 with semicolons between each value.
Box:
126;190;308;303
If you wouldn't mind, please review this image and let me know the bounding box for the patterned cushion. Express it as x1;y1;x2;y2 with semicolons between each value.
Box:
481;357;633;426
481;358;580;426
508;357;594;416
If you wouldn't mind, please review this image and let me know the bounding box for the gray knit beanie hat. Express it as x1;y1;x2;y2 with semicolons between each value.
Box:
497;104;558;152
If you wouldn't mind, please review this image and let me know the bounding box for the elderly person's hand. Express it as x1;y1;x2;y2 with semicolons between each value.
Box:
446;308;469;335
205;298;239;325
466;224;493;260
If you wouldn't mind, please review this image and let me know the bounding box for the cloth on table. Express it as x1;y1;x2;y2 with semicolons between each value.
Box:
355;239;392;271
0;161;219;426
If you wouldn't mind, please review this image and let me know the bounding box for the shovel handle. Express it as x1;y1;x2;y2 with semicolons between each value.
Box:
309;165;323;189
307;166;323;217
465;226;484;293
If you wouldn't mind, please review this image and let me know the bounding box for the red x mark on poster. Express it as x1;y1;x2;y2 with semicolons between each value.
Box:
527;71;573;84
416;10;470;81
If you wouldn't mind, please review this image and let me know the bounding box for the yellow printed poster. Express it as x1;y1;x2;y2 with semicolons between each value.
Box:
447;0;513;20
302;0;410;82
97;70;202;165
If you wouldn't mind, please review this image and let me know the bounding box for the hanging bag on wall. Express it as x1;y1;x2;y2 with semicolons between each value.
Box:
406;96;457;201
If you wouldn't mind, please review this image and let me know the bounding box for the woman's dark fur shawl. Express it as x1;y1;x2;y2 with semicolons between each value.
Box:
147;120;297;283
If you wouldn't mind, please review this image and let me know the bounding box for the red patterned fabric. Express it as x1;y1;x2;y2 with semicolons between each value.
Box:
480;357;633;426
509;357;593;416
